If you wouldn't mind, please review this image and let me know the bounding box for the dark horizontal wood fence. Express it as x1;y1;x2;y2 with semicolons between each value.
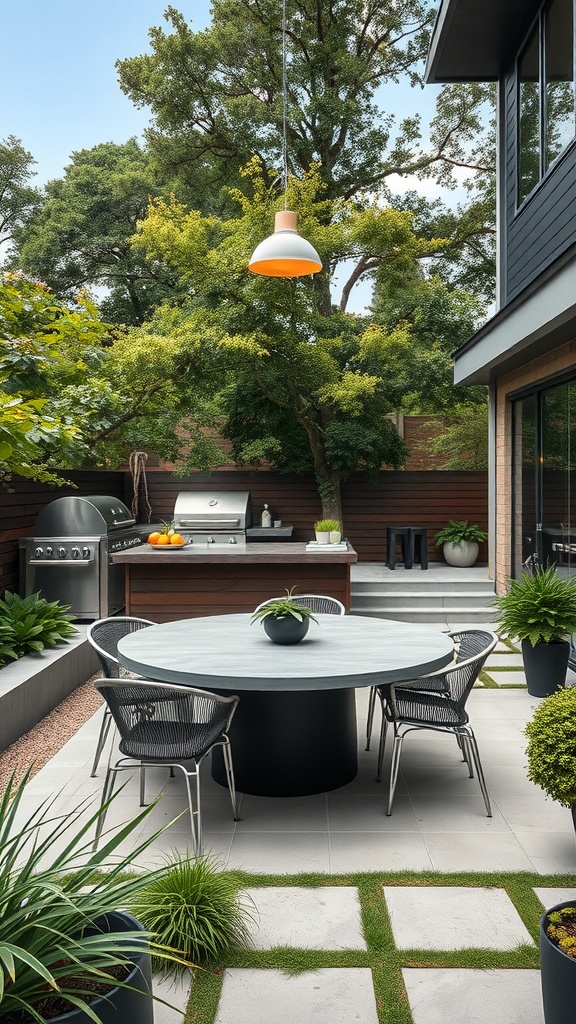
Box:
144;469;489;565
0;468;488;597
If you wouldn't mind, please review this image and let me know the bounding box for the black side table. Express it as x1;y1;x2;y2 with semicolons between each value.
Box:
386;526;411;569
409;527;428;570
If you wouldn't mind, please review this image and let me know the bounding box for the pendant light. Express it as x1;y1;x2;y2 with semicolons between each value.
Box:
248;0;322;278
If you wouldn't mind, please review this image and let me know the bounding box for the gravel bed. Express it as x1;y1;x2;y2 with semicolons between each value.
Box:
0;675;103;791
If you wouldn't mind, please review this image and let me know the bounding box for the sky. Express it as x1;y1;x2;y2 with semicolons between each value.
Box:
0;0;444;311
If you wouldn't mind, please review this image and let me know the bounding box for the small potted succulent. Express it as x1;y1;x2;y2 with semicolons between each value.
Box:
314;519;341;544
434;520;487;567
251;588;318;644
495;565;576;696
540;900;576;1024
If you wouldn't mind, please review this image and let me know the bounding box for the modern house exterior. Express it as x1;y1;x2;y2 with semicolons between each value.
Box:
426;0;576;596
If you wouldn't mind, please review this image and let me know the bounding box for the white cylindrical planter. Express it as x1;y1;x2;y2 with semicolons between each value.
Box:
315;531;330;544
329;531;341;544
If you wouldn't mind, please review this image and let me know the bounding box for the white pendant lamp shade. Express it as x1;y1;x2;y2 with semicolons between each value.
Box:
248;210;322;277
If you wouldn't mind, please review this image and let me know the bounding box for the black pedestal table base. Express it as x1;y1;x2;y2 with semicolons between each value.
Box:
212;686;357;797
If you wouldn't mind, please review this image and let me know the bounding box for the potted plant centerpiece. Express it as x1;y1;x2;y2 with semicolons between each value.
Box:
314;519;341;544
434;520;487;567
252;588;318;644
495;565;576;696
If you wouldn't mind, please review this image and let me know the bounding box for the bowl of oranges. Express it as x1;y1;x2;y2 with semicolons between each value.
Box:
147;523;187;549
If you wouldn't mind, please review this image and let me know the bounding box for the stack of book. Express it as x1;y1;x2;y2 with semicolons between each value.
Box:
305;540;348;552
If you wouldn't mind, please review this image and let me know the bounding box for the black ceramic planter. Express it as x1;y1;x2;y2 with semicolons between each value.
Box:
263;614;309;645
521;639;569;697
540;899;576;1024
41;911;153;1024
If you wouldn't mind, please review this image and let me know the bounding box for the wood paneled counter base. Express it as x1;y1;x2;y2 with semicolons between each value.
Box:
112;542;358;621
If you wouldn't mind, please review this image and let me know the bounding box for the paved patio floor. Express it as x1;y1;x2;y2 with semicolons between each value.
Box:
15;631;576;1024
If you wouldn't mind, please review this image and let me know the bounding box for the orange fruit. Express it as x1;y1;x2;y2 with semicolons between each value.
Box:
147;532;161;544
156;534;170;545
170;533;184;545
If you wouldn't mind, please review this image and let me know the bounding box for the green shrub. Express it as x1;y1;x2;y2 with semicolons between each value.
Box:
524;686;576;806
129;854;253;972
314;519;341;533
494;565;576;645
0;591;77;665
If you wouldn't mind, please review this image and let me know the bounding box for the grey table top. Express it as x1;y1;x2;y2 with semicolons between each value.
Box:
117;614;454;692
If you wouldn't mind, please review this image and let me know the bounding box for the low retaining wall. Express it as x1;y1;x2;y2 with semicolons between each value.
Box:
0;628;99;750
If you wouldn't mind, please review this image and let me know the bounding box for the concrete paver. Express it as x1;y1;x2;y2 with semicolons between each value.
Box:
244;886;366;949
383;886;534;950
214;969;379;1024
402;969;543;1024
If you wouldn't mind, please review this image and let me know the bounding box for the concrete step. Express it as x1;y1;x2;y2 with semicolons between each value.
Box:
351;606;497;624
352;590;496;611
352;579;495;595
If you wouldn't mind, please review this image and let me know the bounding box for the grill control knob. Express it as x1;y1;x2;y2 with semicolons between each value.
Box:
207;536;214;544
46;546;53;556
228;536;236;544
34;547;43;558
58;547;67;559
71;547;80;558
82;546;90;558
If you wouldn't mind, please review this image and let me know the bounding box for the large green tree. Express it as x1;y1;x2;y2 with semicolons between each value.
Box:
12;140;179;325
0;137;42;263
116;1;496;300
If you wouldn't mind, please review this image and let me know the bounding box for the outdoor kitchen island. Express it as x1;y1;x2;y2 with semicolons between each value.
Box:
112;541;357;621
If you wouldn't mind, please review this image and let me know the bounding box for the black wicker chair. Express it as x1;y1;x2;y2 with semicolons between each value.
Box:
253;594;345;615
375;629;498;817
93;678;239;855
365;628;491;751
87;616;155;777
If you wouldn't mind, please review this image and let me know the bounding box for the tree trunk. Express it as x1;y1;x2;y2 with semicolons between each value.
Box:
316;472;344;532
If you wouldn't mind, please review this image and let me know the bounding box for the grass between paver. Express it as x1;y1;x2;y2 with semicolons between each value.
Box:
184;869;576;1024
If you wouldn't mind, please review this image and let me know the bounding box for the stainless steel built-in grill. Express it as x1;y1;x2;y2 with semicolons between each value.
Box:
20;495;151;619
173;491;251;548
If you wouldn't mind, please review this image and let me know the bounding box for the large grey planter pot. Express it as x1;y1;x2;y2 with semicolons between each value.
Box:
521;639;569;697
442;541;479;567
38;911;153;1024
540;899;576;1024
263;614;309;645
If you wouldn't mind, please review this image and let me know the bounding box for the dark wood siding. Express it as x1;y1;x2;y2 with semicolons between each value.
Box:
503;63;576;302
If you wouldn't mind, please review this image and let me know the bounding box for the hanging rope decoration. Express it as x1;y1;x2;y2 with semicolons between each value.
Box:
129;451;152;523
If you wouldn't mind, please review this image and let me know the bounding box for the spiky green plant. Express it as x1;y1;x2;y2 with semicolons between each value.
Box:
314;519;340;533
0;771;192;1023
0;591;77;664
525;686;576;806
251;588;318;624
129;854;254;974
494;565;576;645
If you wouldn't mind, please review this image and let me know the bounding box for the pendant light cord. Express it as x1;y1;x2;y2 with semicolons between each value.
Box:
282;0;288;209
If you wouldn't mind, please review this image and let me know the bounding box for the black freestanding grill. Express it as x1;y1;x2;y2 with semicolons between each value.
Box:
19;495;151;619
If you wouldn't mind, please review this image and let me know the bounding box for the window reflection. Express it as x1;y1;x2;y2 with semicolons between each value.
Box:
545;0;576;167
519;26;541;204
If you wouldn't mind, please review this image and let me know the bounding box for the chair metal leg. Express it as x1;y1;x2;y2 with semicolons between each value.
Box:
222;739;239;820
457;732;474;777
90;708;113;777
139;765;146;806
465;728;492;817
182;769;200;855
365;686;377;750
93;766;117;850
386;731;404;816
376;712;388;783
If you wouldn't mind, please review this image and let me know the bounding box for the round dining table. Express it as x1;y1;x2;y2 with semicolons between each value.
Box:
117;613;454;797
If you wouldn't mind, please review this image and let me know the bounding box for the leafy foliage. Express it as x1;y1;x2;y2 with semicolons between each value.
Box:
0;772;193;1023
434;520;488;546
0;136;41;260
420;405;488;470
495;566;576;646
251;589;319;623
525;687;576;806
129;854;253;973
0;591;77;665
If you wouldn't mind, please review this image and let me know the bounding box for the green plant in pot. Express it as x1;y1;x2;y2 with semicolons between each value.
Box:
314;519;341;544
525;687;576;1022
252;588;318;645
0;770;194;1024
495;565;576;696
434;520;487;567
